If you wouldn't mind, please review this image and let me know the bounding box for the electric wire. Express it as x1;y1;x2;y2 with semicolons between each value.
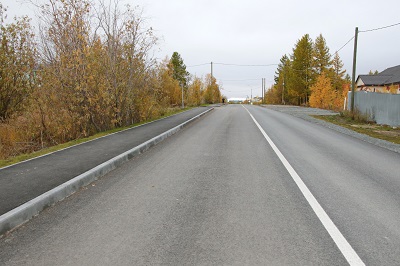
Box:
214;63;278;67
360;22;400;33
219;78;262;82
335;36;355;53
187;62;278;68
186;63;209;68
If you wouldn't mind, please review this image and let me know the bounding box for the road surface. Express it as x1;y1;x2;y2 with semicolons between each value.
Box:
1;104;399;265
0;107;212;215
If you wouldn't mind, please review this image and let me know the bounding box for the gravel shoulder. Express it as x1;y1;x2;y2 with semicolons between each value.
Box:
262;105;400;154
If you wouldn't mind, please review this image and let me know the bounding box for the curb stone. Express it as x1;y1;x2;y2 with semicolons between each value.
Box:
0;107;213;237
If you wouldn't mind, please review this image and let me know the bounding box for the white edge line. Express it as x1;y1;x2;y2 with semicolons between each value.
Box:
242;105;365;266
0;107;213;236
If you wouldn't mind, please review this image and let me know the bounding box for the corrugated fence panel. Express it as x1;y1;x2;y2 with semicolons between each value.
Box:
347;91;400;126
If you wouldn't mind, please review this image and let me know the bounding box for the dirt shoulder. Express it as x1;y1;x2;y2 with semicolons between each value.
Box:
261;105;400;154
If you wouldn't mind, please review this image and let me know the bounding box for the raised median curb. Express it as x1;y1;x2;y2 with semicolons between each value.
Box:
0;107;213;236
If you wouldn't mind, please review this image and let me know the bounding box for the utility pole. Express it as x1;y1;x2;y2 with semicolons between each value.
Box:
282;80;285;105
263;78;266;104
211;61;213;82
261;78;264;103
351;27;359;113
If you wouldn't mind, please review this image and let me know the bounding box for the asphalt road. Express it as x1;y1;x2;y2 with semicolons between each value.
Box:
1;104;399;265
0;106;212;215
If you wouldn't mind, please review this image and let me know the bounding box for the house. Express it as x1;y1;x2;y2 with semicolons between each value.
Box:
356;65;400;94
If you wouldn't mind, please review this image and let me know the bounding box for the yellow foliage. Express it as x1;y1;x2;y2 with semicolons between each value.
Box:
310;73;347;111
187;77;203;106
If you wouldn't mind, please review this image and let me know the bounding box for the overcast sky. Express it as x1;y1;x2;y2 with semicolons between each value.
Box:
5;0;400;98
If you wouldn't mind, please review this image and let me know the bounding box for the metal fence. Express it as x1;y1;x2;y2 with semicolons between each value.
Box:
347;91;400;126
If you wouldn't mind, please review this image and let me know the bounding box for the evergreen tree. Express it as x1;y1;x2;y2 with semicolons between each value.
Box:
274;54;290;84
313;34;331;75
331;52;346;92
345;73;351;83
274;54;292;104
169;52;190;89
291;34;314;105
368;70;379;75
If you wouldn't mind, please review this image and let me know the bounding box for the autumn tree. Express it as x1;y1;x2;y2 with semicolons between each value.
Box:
310;71;347;111
187;77;203;106
204;74;221;104
309;73;334;109
157;58;181;107
265;85;281;104
0;6;36;121
36;0;100;141
35;0;159;142
0;0;198;160
95;0;127;127
273;33;350;109
0;5;38;158
120;4;158;124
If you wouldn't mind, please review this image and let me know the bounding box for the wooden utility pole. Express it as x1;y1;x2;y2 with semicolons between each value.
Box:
211;62;213;82
261;78;264;103
351;27;359;113
264;78;266;103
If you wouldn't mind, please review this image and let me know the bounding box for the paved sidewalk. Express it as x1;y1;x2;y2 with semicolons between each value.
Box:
0;107;213;216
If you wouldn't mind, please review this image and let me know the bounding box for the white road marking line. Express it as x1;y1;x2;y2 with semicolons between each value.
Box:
243;105;365;266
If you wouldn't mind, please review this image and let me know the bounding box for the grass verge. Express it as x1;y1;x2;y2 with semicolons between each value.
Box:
0;107;192;168
313;114;400;145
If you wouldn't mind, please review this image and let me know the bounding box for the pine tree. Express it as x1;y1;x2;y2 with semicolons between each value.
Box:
169;52;190;89
331;52;346;92
313;34;331;75
274;54;292;104
291;34;314;105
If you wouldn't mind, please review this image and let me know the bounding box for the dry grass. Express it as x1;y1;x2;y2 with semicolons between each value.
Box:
0;107;190;168
313;113;400;145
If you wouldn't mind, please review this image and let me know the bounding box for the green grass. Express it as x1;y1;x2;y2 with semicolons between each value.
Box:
313;114;400;145
0;107;192;168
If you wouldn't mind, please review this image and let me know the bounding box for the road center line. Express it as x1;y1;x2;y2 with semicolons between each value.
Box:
243;105;365;266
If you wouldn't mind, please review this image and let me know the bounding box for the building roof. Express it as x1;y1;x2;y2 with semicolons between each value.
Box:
357;65;400;86
379;65;400;83
358;75;392;86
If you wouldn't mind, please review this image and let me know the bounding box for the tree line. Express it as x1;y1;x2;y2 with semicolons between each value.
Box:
266;33;350;109
0;0;221;159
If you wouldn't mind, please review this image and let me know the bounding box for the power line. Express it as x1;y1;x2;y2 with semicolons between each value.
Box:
334;22;400;54
219;78;261;82
360;22;400;33
187;62;279;68
220;88;252;93
214;63;278;67
186;63;209;68
335;36;355;53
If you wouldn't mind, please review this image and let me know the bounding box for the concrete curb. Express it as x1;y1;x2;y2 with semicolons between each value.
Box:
0;107;213;236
